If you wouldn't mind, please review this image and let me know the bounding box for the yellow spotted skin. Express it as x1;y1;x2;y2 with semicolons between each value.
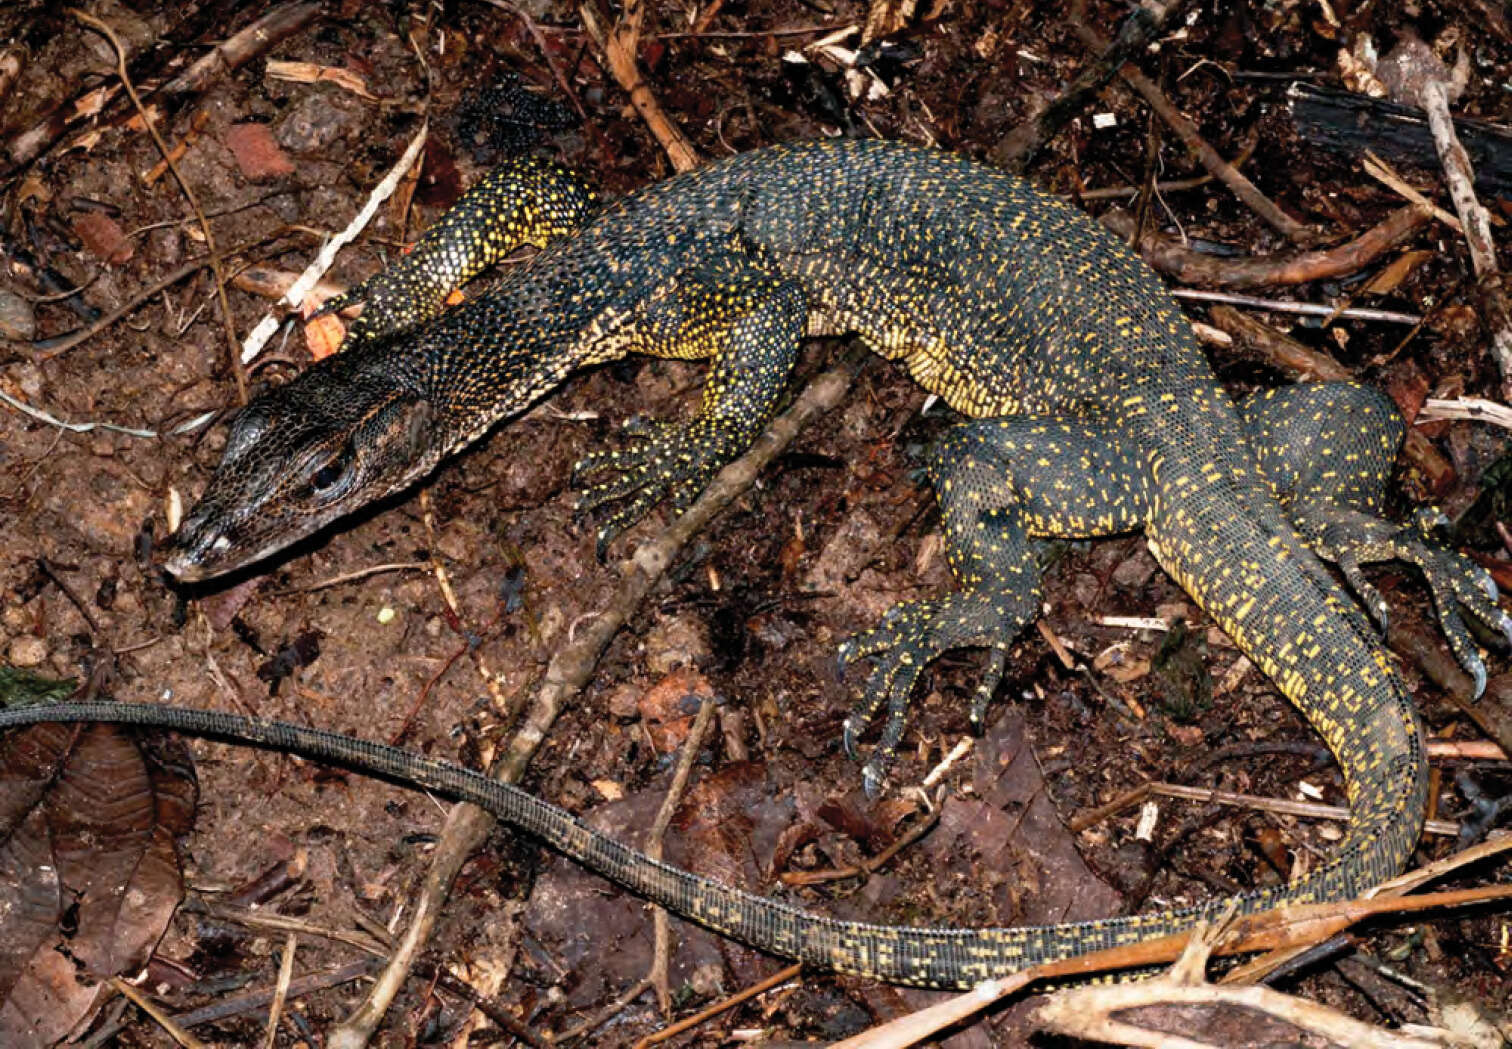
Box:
315;155;598;348
151;139;1507;988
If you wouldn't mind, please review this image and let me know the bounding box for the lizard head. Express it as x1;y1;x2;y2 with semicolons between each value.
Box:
164;362;439;582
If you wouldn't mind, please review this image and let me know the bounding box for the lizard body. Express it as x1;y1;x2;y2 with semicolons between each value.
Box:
15;140;1503;989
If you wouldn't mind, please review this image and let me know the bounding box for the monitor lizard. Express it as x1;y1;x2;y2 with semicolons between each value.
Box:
6;139;1505;989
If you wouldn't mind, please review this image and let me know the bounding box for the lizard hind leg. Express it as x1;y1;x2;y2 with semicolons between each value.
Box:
838;415;1151;795
1239;382;1511;695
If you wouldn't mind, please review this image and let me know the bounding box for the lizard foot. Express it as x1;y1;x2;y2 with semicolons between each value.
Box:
837;589;1029;796
1330;507;1508;697
571;417;743;559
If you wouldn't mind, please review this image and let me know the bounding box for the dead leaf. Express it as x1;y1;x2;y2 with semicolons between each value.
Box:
1362;249;1434;295
305;312;346;360
265;59;377;100
0;719;196;1047
1093;642;1151;683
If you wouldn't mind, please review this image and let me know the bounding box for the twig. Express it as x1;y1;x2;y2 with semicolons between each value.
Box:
647;697;718;1014
554;978;654;1043
158;2;323;97
37;557;102;634
1376;33;1512;396
1426;739;1506;761
779;802;944;885
1146;781;1458;837
632;964;801;1048
995;0;1182;171
1102;203;1432;289
1418;395;1512;432
35;229;297;360
279;561;431;595
1170;288;1419;324
1072;21;1310;244
1362;150;1461;230
71;8;247;404
1036;953;1447;1048
1077;131;1256;200
324;355;863;1049
0;386;158;438
579;0;701;172
108;978;209;1049
262;934;297;1049
239;122;429;364
1207;305;1351;381
655;22;853;38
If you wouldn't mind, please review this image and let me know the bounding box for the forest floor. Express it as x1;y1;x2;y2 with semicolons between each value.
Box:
0;0;1509;1045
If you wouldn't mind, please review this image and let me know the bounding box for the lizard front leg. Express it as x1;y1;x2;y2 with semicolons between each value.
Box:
315;155;597;348
573;267;806;558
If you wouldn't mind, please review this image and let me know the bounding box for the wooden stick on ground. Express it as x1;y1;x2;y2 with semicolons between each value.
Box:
647;698;718;1015
580;0;701;173
1376;33;1512;398
1071;22;1311;245
1101;203;1432;290
323;354;864;1049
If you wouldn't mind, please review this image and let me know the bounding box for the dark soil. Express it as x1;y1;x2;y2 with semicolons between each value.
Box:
1;0;1509;1046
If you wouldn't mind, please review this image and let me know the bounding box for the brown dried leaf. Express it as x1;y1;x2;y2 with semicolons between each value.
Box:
1093;642;1151;683
265;59;377;100
70;212;132;266
0;722;196;1047
1362;249;1434;296
305;312;346;360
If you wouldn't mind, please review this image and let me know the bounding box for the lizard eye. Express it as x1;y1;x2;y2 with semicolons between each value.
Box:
308;445;356;497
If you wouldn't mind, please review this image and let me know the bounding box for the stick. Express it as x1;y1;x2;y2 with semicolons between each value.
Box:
1072;22;1311;244
1170;288;1418;324
158;2;323;97
647;698;717;1013
1102;203;1431;290
1377;33;1512;396
994;0;1182;171
324;354;863;1049
579;0;701;173
238;123;429;365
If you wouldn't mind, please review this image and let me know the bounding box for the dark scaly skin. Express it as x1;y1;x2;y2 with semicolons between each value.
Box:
111;139;1503;987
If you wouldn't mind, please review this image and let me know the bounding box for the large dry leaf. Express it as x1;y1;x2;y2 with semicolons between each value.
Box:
0;706;197;1048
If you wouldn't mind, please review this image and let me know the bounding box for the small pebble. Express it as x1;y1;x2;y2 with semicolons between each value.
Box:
376;606;396;625
8;635;47;667
0;288;35;341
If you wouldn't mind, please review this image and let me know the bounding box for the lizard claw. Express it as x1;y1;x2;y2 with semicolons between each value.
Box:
1470;653;1488;700
842;714;865;761
860;761;886;799
1481;569;1499;602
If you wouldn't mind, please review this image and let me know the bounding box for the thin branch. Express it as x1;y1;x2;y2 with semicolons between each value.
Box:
1102;203;1432;289
1072;20;1311;244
